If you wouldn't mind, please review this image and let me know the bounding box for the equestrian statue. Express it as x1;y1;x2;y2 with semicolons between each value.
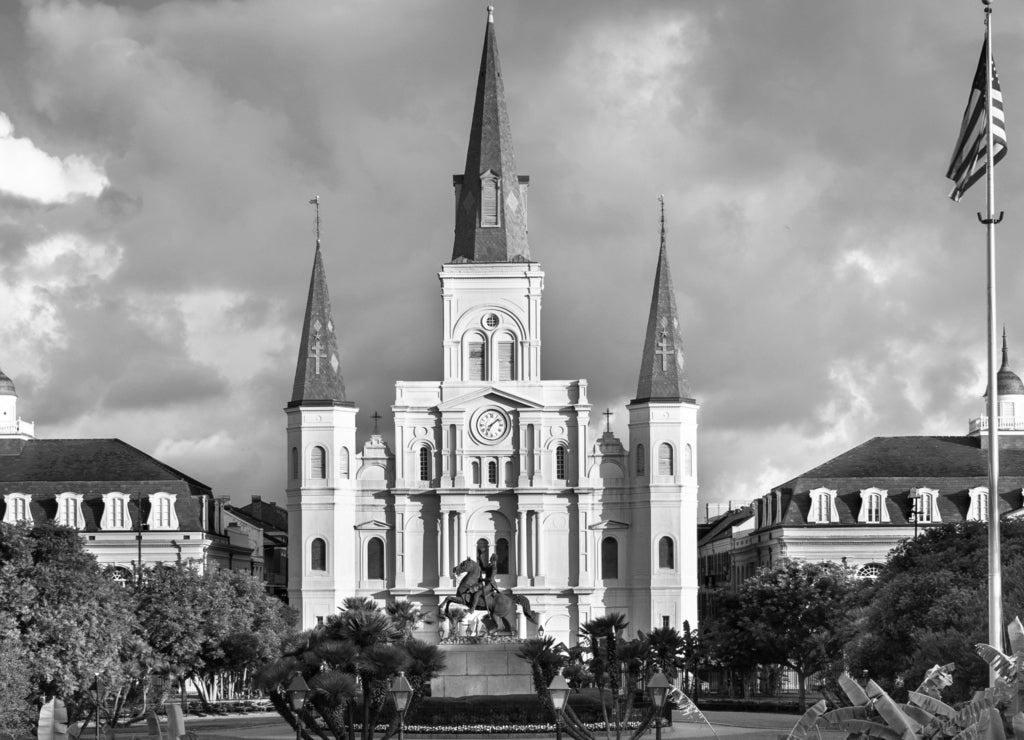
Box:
439;553;539;635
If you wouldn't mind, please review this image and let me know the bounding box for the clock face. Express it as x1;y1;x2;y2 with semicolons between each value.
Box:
475;408;508;442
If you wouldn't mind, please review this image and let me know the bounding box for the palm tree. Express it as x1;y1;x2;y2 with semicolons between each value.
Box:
580;614;629;740
385;600;432;641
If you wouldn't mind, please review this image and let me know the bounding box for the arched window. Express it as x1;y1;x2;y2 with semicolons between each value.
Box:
658;443;674;475
498;336;516;381
101;492;131;531
601;537;619;579
367;537;385;579
339;446;350;478
311;446;326;479
471;460;481;485
290;447;299;480
969;488;990;522
684;444;693;477
496;538;510;574
658;537;674;569
555;445;567;481
3;493;30;524
311;538;327;571
487;460;498;485
468;338;486;381
56;493;83;529
917;492;934;523
504;460;514;486
636;444;645;475
419;446;431;481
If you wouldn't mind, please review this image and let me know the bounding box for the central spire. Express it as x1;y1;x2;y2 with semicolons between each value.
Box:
634;196;692;404
451;6;530;263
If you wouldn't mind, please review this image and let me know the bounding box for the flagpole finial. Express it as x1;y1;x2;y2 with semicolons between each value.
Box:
487;5;494;22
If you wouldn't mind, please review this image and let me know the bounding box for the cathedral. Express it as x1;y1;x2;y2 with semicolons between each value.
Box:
286;10;698;644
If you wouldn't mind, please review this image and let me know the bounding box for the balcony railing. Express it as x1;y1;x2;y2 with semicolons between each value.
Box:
0;419;34;436
969;417;1024;434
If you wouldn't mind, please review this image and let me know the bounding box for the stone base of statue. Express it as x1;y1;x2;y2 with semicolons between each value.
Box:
430;638;532;697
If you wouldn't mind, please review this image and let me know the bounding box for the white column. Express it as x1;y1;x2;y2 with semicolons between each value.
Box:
458;512;467;565
516;510;525;583
535;510;545;578
518;611;527;639
439;510;448;583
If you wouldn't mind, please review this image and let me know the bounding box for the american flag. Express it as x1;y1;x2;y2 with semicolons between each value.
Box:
947;37;1007;202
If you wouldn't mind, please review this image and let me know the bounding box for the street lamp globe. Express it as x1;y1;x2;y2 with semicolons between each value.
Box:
390;671;413;713
647;672;671;711
287;674;310;712
548;674;570;712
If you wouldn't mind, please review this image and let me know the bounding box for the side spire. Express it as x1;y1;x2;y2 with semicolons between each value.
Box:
633;196;693;404
289;198;348;407
451;6;530;263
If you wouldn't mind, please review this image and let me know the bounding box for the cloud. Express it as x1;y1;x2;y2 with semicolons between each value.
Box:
0;112;108;203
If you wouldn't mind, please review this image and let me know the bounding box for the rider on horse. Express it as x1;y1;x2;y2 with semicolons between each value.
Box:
465;550;498;612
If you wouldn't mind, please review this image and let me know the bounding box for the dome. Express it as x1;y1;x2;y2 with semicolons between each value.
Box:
985;332;1024;397
0;368;15;397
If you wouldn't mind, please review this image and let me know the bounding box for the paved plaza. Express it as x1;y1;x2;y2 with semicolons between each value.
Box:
108;709;846;740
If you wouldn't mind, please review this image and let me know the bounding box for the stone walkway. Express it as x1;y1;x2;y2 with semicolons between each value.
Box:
109;710;845;740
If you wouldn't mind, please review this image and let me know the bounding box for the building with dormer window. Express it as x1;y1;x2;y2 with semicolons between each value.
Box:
286;10;699;644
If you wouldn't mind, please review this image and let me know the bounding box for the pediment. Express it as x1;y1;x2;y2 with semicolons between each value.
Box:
437;387;544;412
354;520;390;531
589;519;630;530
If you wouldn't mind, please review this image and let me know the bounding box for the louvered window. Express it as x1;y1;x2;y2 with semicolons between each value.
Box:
311;446;326;479
658;443;674;475
498;341;515;381
487;460;498;484
481;174;499;227
636;444;645;475
468;341;486;381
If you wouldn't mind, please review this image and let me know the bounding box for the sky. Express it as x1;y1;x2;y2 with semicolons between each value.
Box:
1;0;1023;515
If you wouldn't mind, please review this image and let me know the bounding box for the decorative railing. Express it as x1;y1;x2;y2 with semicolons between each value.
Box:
0;419;34;436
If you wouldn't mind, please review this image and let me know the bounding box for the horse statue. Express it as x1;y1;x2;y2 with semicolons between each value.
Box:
439;557;539;635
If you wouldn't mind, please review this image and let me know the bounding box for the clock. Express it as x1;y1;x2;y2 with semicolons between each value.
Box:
474;408;509;442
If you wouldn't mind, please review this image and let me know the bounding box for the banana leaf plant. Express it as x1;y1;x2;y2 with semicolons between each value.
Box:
786;617;1024;740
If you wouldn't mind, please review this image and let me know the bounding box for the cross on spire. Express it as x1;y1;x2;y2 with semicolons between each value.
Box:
372;411;382;434
309;195;321;248
655;332;672;371
308;333;326;374
603;408;613;434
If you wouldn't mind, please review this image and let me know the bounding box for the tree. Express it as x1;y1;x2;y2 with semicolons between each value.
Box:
707;559;855;711
257;597;446;740
135;562;294;707
0;522;141;735
845;520;1024;701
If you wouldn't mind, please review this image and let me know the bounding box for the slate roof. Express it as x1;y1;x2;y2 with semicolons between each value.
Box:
0;438;211;531
232;497;288;533
770;435;1024;526
450;8;530;263
633;207;692;405
0;366;15;396
289;245;348;407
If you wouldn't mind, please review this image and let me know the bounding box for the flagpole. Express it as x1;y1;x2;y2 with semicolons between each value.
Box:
981;0;1003;664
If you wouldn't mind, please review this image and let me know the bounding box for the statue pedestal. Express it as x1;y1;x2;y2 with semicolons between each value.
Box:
430;640;533;697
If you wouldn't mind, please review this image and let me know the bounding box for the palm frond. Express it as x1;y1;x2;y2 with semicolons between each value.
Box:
785;698;827;740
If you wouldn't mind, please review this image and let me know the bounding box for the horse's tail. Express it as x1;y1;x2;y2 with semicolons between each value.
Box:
513;594;539;624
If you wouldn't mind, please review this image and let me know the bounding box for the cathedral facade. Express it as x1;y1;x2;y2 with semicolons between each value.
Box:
286;11;698;645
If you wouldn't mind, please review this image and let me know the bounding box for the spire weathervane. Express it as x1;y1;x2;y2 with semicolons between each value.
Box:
309;195;321;248
659;194;666;249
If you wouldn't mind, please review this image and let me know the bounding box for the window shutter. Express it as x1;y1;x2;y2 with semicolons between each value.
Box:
498;341;515;381
481;175;499;227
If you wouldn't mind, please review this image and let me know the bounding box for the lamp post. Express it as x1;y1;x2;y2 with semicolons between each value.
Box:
908;490;921;539
547;673;570;740
93;673;101;740
390;671;413;740
647;672;671;740
287;674;310;740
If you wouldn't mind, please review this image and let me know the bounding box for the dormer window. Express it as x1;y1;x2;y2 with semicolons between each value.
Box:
101;492;132;531
968;487;989;522
480;171;500;227
148;492;179;531
2;493;31;524
808;487;838;524
910;487;940;524
56;492;84;530
858;488;889;524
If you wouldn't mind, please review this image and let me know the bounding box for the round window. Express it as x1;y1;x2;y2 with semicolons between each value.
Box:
483;313;500;329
